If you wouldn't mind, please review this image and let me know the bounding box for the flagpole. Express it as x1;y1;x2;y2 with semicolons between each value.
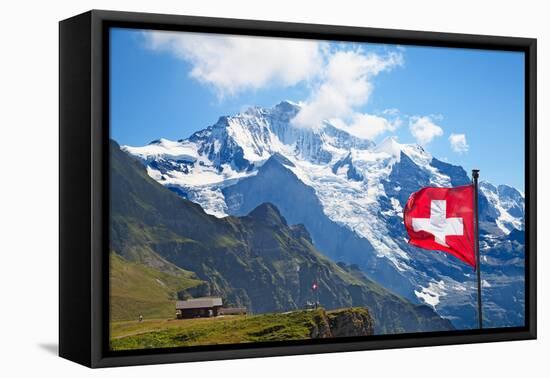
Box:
472;169;483;329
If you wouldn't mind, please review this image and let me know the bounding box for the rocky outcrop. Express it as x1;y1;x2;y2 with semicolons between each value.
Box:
310;308;374;338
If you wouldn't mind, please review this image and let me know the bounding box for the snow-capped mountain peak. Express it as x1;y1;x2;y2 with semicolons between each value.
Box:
120;101;526;329
374;136;403;157
123;101;375;176
373;136;432;165
480;181;524;234
123;137;199;162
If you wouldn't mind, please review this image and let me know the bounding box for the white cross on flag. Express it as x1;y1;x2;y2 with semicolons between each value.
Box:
403;185;476;267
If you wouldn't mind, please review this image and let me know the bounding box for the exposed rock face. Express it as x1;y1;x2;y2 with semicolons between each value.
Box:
327;308;375;337
309;311;333;339
310;308;374;338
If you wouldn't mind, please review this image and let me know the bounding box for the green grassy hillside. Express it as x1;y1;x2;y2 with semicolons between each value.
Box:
110;253;204;321
110;307;372;350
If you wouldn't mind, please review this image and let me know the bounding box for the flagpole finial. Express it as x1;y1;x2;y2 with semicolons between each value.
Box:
472;169;479;179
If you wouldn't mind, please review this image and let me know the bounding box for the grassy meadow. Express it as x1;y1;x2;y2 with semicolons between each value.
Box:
110;253;203;321
110;308;374;351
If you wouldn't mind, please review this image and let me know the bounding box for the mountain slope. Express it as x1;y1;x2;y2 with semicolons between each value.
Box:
110;140;453;334
222;153;411;297
110;253;204;321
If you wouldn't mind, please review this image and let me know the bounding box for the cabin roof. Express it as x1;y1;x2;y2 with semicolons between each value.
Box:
176;297;223;310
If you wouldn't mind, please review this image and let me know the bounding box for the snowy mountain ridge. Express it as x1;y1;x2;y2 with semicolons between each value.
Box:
123;100;522;236
121;100;525;329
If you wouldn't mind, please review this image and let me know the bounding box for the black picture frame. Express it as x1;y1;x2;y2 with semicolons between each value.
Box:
59;9;537;368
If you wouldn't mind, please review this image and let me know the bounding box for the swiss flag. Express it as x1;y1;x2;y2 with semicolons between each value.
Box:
403;185;476;268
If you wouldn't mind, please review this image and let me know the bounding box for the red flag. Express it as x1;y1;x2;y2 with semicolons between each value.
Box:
403;185;476;268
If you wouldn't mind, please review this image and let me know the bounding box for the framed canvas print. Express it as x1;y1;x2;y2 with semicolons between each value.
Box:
59;10;537;368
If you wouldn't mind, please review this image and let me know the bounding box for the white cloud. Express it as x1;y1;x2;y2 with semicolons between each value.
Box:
144;31;405;140
449;133;469;153
330;113;401;140
291;50;403;131
382;108;400;116
144;31;324;97
409;116;444;145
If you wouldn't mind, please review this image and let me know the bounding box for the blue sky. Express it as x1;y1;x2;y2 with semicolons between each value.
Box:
110;27;525;190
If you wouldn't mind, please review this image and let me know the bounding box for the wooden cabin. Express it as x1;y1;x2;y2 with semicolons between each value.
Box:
176;297;223;319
